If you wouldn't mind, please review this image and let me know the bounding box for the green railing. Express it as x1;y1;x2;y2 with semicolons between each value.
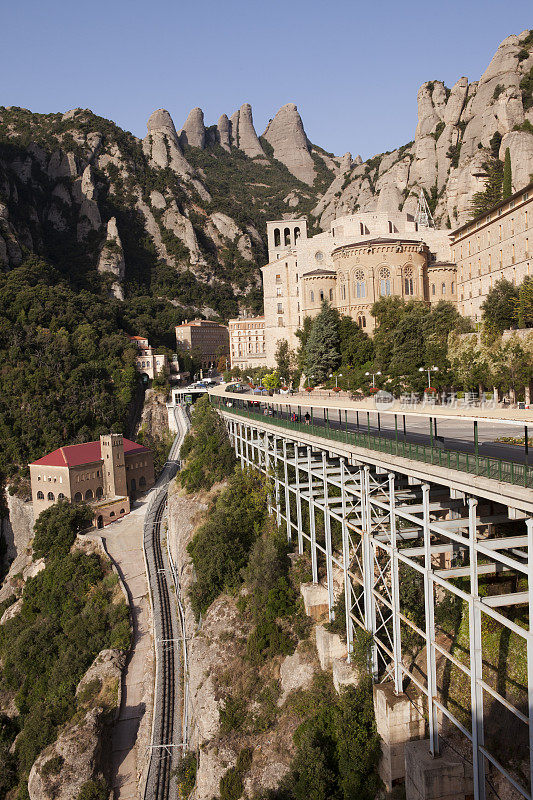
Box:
211;397;533;489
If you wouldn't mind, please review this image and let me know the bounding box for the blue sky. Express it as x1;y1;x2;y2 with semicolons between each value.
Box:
2;0;531;160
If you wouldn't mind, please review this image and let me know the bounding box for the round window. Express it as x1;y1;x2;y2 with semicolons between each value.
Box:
379;267;391;279
404;265;413;277
354;269;365;281
315;251;324;262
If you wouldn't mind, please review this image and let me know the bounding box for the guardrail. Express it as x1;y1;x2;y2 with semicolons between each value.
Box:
212;398;533;489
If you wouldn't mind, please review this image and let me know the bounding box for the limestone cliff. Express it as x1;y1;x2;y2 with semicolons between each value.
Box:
315;29;533;228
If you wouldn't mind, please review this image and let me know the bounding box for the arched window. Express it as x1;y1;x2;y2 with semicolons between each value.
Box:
96;486;103;499
360;223;364;235
85;489;93;500
284;227;291;246
120;508;125;514
388;221;393;233
379;267;391;297
431;284;436;295
403;265;414;295
131;478;137;491
274;228;280;247
451;282;455;294
358;316;366;328
341;284;346;300
310;291;314;302
47;492;55;501
294;227;300;241
354;269;366;298
441;282;446;294
37;491;44;500
320;290;324;301
139;476;147;488
110;511;115;517
74;492;82;502
329;288;333;301
58;492;65;500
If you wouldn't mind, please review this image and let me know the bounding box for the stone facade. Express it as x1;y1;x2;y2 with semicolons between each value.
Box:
228;316;266;370
261;211;453;362
29;434;154;527
175;319;229;368
129;335;168;380
451;181;533;321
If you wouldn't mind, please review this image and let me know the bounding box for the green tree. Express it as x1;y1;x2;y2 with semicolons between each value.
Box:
263;370;282;392
275;339;291;383
470;153;503;217
33;501;93;560
305;302;341;382
338;316;374;368
179;396;235;492
295;316;314;372
502;147;512;199
481;279;519;337
518;277;533;328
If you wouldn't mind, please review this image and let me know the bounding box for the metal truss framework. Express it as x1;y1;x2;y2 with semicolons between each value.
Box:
223;412;533;800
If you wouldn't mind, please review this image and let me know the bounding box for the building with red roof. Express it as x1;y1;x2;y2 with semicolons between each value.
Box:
29;433;155;528
129;335;168;381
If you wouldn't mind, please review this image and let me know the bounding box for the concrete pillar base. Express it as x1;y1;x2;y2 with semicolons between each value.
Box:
315;624;347;670
404;739;473;800
300;582;329;620
373;683;425;791
332;657;360;693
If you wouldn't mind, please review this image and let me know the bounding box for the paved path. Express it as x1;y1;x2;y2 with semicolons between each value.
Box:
103;495;155;800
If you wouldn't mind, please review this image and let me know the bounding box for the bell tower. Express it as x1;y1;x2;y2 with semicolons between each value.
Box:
100;434;128;498
266;219;307;262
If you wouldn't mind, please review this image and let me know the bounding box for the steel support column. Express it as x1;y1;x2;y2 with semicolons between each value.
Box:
307;446;318;583
388;472;403;694
468;496;486;800
283;439;291;543
322;451;335;621
341;459;354;658
295;445;303;555
423;483;439;756
363;466;378;680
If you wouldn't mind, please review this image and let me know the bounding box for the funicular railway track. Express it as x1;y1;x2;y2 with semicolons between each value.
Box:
145;493;176;799
143;415;187;800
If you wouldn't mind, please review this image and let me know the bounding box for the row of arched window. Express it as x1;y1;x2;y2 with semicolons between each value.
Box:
37;491;66;501
309;288;334;303
273;226;301;248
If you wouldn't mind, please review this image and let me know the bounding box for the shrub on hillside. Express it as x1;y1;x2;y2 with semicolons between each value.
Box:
32;500;93;560
187;467;267;617
179;396;235;492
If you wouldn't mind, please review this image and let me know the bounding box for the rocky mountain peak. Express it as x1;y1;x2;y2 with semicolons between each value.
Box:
180;107;206;149
216;114;231;151
263;103;316;185
230;103;267;159
147;108;179;140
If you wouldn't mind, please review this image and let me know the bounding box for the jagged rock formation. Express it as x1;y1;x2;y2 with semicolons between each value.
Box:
315;29;533;228
0;493;35;603
97;217;125;300
216;113;231;151
180;107;206;149
229;103;267;159
263;103;316;184
27;649;123;800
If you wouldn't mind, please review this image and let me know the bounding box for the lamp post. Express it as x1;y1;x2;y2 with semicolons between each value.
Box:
306;374;315;387
419;366;439;388
328;372;343;388
365;370;382;388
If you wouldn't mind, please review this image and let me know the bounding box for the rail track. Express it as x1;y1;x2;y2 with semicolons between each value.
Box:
143;407;189;800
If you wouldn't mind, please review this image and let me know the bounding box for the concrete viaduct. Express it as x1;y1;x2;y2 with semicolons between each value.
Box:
210;386;533;800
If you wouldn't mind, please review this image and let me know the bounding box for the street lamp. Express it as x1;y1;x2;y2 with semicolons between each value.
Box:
419;366;439;388
306;374;315;387
365;370;382;388
328;372;343;388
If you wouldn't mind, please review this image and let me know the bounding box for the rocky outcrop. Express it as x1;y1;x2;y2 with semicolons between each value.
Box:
28;648;122;800
216;114;231;151
0;493;34;603
180;107;206;149
97;217;125;300
230;103;267;159
136;388;170;440
315;29;533;228
263;103;316;185
162;200;204;265
143;108;195;180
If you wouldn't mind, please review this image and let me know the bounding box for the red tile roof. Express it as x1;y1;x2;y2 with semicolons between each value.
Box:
30;438;149;468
